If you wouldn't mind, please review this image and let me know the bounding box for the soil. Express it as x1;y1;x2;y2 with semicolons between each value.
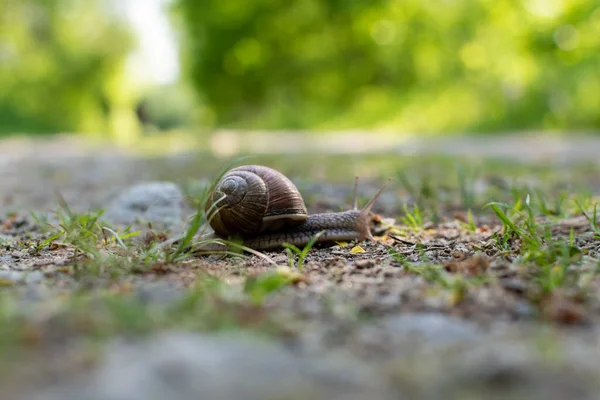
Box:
1;133;600;400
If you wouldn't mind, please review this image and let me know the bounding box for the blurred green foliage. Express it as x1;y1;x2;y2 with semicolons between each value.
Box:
0;0;133;135
172;0;600;133
136;83;199;132
1;0;599;136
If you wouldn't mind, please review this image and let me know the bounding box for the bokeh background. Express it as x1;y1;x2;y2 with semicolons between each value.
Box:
1;0;599;140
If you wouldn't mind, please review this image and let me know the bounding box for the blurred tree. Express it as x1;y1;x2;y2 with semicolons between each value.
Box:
172;0;600;133
136;83;199;131
0;0;135;135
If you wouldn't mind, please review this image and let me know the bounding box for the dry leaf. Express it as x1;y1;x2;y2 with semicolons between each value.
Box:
350;246;366;254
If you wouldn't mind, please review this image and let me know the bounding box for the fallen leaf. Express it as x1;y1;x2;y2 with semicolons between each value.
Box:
374;235;395;245
350;246;366;254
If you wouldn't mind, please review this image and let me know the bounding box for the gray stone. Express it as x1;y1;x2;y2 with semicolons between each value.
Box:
39;332;390;400
103;182;185;230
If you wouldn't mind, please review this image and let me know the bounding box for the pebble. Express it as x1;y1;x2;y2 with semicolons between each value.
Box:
103;182;185;230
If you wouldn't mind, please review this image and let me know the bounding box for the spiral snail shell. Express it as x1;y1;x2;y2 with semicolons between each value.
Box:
201;164;391;251
206;165;308;237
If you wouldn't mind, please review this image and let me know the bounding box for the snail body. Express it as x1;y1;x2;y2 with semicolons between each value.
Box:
231;209;372;251
202;165;389;251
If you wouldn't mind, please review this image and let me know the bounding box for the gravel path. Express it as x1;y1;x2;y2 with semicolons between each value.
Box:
1;132;600;400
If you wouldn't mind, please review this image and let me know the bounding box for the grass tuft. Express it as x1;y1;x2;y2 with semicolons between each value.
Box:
282;231;325;271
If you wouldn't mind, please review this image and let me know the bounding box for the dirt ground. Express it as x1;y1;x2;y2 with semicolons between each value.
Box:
1;133;600;400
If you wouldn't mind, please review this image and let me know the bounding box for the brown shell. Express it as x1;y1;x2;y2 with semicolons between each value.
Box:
206;165;308;237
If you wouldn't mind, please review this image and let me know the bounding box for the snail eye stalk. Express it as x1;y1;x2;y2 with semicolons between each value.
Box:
352;176;359;210
361;178;392;215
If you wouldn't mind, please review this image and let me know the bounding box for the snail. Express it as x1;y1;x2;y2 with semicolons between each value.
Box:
199;165;390;251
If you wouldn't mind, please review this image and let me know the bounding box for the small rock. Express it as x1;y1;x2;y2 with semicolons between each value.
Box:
104;182;185;230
